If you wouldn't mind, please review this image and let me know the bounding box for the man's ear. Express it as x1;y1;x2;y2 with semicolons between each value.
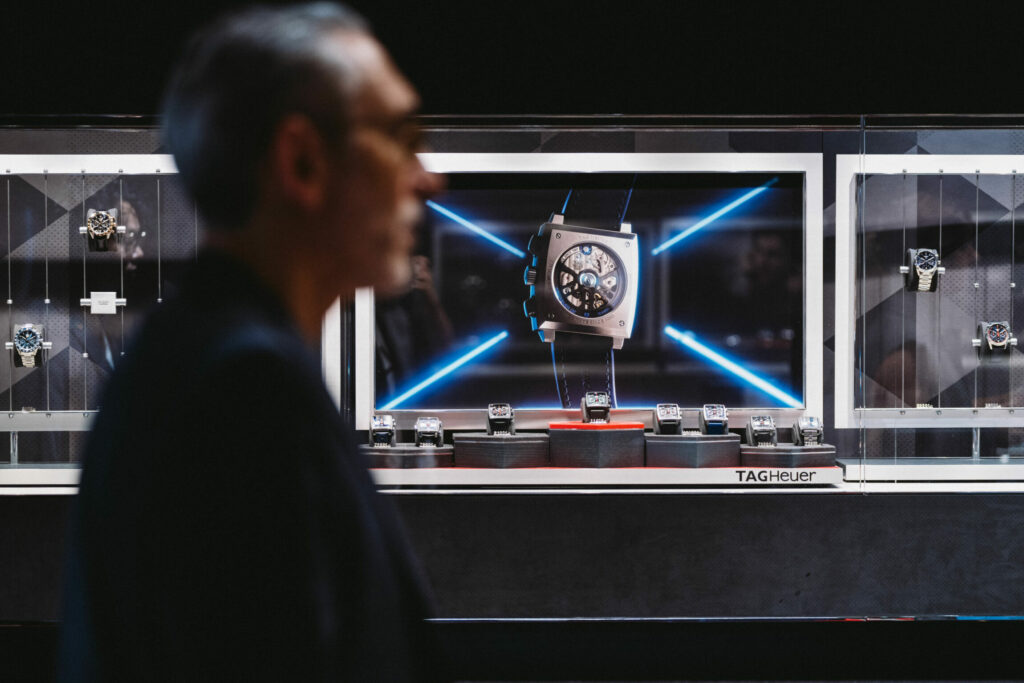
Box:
268;114;329;212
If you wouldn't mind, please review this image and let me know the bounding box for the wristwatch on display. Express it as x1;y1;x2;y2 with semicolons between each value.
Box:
699;404;728;435
369;414;396;447
581;391;611;424
486;403;515;435
792;416;823;446
523;213;640;409
746;415;778;447
979;321;1014;352
86;208;119;252
413;416;444;447
12;323;44;368
910;248;940;292
653;403;682;435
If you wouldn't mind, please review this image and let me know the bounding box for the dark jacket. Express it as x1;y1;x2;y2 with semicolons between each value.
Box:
59;251;441;682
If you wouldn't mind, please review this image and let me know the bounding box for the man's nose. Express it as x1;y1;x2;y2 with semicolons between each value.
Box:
414;163;446;200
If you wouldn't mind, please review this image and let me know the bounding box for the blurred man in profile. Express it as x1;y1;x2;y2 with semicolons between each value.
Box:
58;4;445;681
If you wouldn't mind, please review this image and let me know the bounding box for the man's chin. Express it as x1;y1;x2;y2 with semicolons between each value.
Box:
370;259;414;299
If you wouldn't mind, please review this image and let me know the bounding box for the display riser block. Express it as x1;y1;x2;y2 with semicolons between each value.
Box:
360;444;453;468
740;444;837;467
453;432;549;468
549;428;645;468
645;433;740;468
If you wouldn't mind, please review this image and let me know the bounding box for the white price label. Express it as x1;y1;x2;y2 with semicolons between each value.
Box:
90;292;117;315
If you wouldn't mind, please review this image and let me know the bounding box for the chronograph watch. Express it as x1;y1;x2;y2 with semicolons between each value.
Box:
523;214;639;409
86;208;119;252
979;321;1013;352
11;323;45;368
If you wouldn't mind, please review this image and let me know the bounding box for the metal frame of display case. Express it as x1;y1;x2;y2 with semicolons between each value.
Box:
835;153;1024;429
0;154;178;488
332;153;826;433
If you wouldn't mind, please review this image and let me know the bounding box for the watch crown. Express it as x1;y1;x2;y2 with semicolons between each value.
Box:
523;296;537;318
524;267;537;286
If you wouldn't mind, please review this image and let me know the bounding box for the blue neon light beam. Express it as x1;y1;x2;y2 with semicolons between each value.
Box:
561;189;573;214
426;200;526;258
651;177;779;256
663;325;802;408
381;330;510;409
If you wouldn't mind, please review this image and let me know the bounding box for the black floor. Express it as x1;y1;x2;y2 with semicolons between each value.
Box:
8;620;1024;682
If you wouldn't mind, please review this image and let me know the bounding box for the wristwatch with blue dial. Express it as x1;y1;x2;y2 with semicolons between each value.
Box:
13;324;44;368
699;404;728;435
981;321;1012;351
912;248;940;292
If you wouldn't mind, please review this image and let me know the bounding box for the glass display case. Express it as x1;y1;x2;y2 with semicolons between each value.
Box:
4;119;1024;492
836;150;1024;483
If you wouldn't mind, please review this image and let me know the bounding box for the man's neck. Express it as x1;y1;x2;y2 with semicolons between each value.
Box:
204;228;346;344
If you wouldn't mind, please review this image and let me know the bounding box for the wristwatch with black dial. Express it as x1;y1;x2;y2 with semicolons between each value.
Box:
486;403;515;435
523;213;639;409
12;324;44;368
911;248;940;292
581;391;611;424
414;416;443;447
746;415;778;447
86;208;119;252
654;403;682;434
699;404;728;435
369;414;396;447
793;416;823;446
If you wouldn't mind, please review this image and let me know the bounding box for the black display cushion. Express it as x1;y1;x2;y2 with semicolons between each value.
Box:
549;428;644;468
453;433;549;468
645;433;741;468
359;444;454;468
739;444;838;468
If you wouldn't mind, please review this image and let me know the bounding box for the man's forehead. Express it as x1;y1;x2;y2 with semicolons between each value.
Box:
325;30;419;120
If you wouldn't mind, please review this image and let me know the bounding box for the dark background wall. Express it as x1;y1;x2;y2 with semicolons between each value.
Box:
3;1;1024;117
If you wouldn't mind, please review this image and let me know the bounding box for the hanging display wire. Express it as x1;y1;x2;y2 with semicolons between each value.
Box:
157;177;163;303
1012;173;1018;408
974;174;981;408
900;172;906;408
44;175;50;412
119;177;125;356
857;115;867;482
858;121;867;414
81;174;87;411
936;172;943;408
5;178;11;413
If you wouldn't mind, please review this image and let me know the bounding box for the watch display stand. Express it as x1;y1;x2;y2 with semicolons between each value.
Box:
359;444;454;468
739;443;837;467
453;432;549;468
644;433;741;468
548;422;645;467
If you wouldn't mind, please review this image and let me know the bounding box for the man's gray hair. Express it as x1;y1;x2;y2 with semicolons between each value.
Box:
162;3;370;231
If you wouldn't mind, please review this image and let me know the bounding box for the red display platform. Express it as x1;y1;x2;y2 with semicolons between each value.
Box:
548;422;646;430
